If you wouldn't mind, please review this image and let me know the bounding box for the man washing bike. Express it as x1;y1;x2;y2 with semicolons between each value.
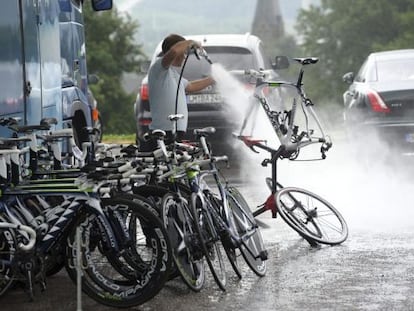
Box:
142;34;215;151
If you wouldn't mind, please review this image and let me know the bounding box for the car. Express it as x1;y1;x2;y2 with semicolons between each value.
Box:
134;33;277;153
342;49;414;152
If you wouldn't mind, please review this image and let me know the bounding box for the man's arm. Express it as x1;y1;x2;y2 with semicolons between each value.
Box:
186;77;215;93
161;40;199;68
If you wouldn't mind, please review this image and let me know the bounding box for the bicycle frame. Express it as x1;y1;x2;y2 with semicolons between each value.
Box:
238;60;332;160
234;58;334;217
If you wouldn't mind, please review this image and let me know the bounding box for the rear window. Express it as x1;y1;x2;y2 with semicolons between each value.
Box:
182;46;256;80
376;58;414;82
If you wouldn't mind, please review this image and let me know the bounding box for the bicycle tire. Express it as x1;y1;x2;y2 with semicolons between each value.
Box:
65;197;172;308
276;187;348;245
227;187;267;277
191;192;227;291
0;216;17;297
204;190;242;279
133;184;170;213
161;192;205;291
101;193;167;278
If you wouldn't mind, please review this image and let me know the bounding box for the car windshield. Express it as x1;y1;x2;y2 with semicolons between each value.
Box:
182;46;256;80
376;58;414;82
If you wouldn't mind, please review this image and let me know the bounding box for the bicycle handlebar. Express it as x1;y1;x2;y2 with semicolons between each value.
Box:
234;133;332;160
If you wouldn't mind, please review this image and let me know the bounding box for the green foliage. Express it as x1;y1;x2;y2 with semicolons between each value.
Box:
83;5;146;134
296;0;414;107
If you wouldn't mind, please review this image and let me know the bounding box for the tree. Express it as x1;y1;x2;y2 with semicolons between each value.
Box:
295;0;414;108
83;5;146;134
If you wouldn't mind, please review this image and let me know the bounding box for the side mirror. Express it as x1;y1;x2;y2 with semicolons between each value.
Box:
88;74;100;85
272;56;290;70
91;0;112;11
342;72;354;84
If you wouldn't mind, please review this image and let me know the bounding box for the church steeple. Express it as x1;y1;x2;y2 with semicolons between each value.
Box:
251;0;284;40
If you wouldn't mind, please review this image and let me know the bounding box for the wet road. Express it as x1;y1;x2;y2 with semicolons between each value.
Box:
2;137;414;310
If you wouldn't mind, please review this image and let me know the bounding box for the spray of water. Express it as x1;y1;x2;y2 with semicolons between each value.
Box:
210;64;251;121
210;62;414;234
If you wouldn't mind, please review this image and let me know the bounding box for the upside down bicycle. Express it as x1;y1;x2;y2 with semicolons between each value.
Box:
233;56;348;246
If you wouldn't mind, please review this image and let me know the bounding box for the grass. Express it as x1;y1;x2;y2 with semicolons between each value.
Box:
102;134;135;144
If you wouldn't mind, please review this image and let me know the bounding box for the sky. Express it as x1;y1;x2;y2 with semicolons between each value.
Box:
116;0;143;12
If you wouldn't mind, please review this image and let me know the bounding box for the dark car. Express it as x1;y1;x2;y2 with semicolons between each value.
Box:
342;49;414;152
134;33;276;152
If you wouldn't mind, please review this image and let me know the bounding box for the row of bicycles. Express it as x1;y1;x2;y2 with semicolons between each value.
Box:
0;116;268;308
0;56;348;309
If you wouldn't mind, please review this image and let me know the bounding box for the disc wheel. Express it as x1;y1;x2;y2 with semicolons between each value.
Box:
227;187;267;277
161;193;205;291
276;187;348;245
65;197;172;308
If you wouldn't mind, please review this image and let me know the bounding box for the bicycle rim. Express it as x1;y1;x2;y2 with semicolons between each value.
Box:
191;193;227;291
161;193;205;291
276;187;348;245
0;217;17;297
65;198;171;308
227;187;267;277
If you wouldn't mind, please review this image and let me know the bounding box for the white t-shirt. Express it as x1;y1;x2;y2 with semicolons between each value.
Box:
148;58;189;132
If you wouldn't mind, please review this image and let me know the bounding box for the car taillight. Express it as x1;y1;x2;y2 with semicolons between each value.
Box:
139;118;152;126
367;90;390;113
140;84;149;101
91;108;99;121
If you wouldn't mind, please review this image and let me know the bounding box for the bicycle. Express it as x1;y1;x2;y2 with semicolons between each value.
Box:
191;127;268;277
233;56;348;246
0;119;173;308
149;124;268;291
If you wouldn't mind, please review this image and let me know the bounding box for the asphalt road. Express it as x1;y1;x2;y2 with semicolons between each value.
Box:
2;137;414;310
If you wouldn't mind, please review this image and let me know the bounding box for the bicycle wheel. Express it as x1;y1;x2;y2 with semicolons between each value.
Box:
204;190;242;279
133;184;170;213
191;192;227;291
65;197;172;308
276;187;348;245
0;216;17;297
227;187;267;277
161;192;205;291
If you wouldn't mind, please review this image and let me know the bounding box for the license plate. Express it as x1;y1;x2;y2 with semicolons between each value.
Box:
405;133;414;143
187;93;222;104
